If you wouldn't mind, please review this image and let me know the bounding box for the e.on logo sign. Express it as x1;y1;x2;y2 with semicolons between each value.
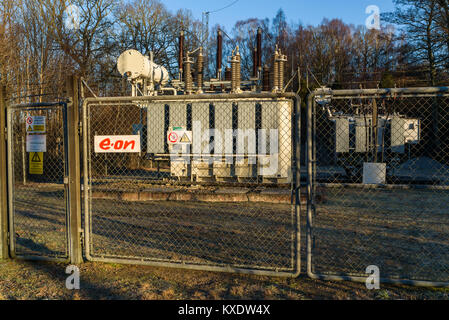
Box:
94;135;141;153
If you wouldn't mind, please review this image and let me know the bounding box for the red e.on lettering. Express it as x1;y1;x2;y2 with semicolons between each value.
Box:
114;140;124;150
99;138;111;150
124;140;135;150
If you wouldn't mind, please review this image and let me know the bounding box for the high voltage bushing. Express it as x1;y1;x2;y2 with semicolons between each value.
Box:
270;47;287;93
183;55;194;95
278;52;287;92
196;48;204;94
231;48;242;93
271;49;280;92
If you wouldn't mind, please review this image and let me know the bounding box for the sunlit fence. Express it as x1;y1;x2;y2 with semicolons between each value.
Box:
306;87;449;286
82;93;301;277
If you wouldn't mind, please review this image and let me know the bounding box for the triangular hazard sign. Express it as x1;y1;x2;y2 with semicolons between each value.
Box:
27;125;32;131
180;133;191;143
31;152;41;162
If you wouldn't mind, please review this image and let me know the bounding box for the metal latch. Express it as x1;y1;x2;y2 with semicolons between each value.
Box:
64;177;69;185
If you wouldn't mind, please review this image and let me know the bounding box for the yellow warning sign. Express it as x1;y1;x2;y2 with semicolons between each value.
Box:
33;125;45;132
29;152;43;175
180;133;191;143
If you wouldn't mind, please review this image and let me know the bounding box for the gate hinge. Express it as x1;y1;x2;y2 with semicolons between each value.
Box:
79;229;84;249
6;232;10;245
4;127;7;141
78;122;82;136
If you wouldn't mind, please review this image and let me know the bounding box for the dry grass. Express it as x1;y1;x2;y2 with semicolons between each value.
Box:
5;183;449;300
0;259;448;300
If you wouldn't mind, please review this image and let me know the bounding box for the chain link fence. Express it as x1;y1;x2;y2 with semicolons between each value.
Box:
306;87;449;286
83;93;301;276
7;102;69;260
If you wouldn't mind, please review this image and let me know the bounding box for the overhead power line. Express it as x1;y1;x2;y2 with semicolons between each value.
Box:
207;0;240;14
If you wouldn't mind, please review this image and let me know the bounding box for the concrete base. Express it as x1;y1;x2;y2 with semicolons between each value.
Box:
91;186;312;205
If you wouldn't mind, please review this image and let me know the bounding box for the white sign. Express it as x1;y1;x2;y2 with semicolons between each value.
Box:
404;119;420;144
167;130;192;145
26;135;47;152
94;135;141;153
26;116;46;133
363;162;386;185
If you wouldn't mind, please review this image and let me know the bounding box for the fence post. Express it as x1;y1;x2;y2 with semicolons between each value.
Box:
0;85;8;259
66;76;83;264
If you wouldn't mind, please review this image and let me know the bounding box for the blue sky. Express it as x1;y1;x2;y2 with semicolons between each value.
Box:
162;0;396;31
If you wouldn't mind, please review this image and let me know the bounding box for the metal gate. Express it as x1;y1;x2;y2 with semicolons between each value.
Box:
83;93;301;276
307;87;449;286
7;102;70;261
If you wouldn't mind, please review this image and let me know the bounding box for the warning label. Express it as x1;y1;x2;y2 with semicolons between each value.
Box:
167;130;192;145
29;152;43;175
180;133;191;143
26;135;47;152
26;116;46;133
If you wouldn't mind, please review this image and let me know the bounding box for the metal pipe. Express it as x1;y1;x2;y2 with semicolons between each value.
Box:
159;87;177;95
82;92;298;104
319;87;449;96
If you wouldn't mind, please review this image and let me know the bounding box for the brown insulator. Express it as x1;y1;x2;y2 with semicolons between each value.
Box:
257;28;262;73
196;49;204;93
225;67;232;81
262;65;270;91
184;55;194;94
217;30;223;79
179;31;184;79
252;48;257;78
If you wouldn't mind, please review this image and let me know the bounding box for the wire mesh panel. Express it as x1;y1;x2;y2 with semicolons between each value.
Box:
307;88;449;286
83;94;300;276
7;103;69;260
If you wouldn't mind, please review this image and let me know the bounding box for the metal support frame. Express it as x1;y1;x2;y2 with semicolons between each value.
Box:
82;92;301;277
306;87;449;287
0;86;8;259
66;76;83;265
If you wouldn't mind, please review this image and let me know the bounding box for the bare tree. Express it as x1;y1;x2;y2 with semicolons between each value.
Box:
38;0;116;78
